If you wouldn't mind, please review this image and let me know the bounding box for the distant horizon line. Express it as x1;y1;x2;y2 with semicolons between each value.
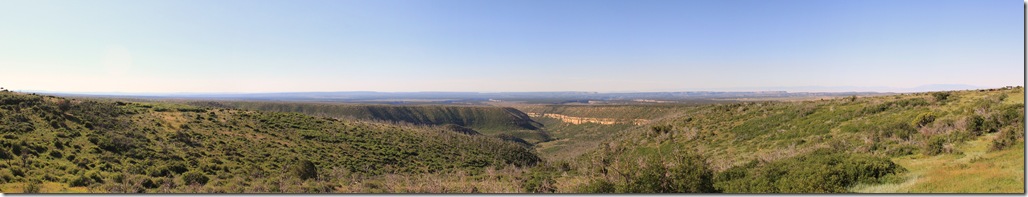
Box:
8;84;1020;96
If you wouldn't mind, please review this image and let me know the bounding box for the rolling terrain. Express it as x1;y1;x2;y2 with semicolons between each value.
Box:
182;102;551;143
513;105;695;160
0;87;1022;193
555;87;1024;193
0;91;539;192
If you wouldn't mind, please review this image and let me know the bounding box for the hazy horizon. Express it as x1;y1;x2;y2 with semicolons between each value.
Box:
1;0;1023;93
9;83;1010;95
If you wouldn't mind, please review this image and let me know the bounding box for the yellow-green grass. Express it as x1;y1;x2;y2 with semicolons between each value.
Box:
851;133;1024;193
905;144;1023;193
0;182;94;193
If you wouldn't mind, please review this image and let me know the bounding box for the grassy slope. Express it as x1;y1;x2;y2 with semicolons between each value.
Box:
0;91;540;193
851;133;1024;193
531;118;636;160
187;101;550;142
560;87;1024;193
515;105;694;160
1;87;1020;193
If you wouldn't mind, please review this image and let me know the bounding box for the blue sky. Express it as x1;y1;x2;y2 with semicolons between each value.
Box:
0;0;1022;93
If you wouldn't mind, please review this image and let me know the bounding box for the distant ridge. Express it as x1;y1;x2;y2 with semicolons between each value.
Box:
644;84;986;93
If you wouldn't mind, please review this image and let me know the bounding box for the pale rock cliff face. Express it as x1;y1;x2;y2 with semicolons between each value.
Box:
526;113;648;125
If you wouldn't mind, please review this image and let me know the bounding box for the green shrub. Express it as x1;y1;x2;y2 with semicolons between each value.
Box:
9;166;24;177
660;153;715;193
967;115;986;136
68;173;89;187
48;150;62;159
884;145;915;157
79;170;104;185
651;125;673;135
613;153;715;193
52;140;64;150
931;92;951;102
291;160;318;180
713;150;900;193
24;179;41;193
141;178;159;189
578;179;615;193
147;165;171;177
992;124;1025;151
167;162;189;175
862;103;890;114
924;136;946;155
0;148;13;160
0;169;13;183
911;112;936;128
109;172;125;183
181;171;209;186
522;171;556;193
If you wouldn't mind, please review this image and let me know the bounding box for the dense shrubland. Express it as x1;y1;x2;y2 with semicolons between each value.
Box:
0;87;1022;193
567;87;1023;193
0;91;540;192
712;150;901;193
516;105;692;160
184;102;544;135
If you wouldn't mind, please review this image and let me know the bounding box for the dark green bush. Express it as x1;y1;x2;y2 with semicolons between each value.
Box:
862;103;890;114
0;148;13;160
109;172;125;183
141;178;159;188
0;169;13;184
522;171;556;193
924;136;946;155
578;179;616;193
713;150;901;193
911;112;935;128
181;171;209;186
967;115;986;136
931;92;951;102
24;179;41;193
884;145;915;157
292;160;318;180
992;124;1025;151
85;170;104;184
167;162;189;175
651;125;673;135
68;173;90;187
613;153;715;193
147;165;171;177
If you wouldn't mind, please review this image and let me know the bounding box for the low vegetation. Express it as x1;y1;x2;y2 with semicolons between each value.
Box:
0;87;1022;193
0;91;539;192
564;87;1023;193
185;101;550;143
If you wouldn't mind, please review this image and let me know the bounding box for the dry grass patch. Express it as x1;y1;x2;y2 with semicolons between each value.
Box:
851;133;1023;193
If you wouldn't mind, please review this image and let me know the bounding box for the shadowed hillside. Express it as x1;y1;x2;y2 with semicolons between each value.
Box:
183;102;551;143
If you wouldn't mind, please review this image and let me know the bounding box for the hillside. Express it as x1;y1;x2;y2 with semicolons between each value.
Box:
184;102;550;143
548;87;1024;193
511;105;696;160
0;87;1022;193
0;91;540;193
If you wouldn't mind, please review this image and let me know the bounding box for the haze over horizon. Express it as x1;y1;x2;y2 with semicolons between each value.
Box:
1;0;1023;93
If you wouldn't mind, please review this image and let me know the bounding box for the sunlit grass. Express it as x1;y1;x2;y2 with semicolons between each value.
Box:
851;133;1024;193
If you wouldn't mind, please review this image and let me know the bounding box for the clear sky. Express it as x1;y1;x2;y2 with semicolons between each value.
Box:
0;0;1023;93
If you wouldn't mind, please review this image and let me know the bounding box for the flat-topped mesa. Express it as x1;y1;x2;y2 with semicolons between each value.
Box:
526;112;649;125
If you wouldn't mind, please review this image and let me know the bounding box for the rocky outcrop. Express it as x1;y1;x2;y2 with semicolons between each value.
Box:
526;112;648;125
